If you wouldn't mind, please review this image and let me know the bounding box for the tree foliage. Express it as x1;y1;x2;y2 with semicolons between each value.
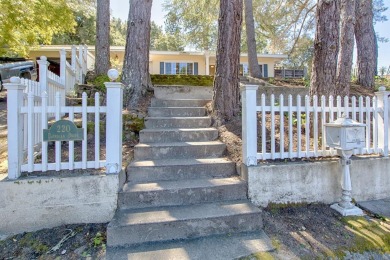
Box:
0;0;76;57
52;11;96;45
162;0;316;68
150;21;185;51
163;0;219;50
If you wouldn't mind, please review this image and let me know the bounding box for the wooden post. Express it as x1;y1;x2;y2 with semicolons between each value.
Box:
240;84;258;166
105;77;124;174
375;86;389;157
5;77;26;179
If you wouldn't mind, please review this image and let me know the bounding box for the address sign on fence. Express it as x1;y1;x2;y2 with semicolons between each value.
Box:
43;120;84;141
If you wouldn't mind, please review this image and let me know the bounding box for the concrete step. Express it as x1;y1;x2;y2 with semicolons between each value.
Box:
139;128;218;143
144;117;211;129
106;230;274;260
107;200;263;247
134;141;226;160
151;98;210;108
127;158;237;183
148;107;206;117
118;177;247;209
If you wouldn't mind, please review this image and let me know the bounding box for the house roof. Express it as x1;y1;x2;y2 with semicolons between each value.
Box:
33;45;288;59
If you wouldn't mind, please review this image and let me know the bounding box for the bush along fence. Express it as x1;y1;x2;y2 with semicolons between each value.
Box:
241;85;389;166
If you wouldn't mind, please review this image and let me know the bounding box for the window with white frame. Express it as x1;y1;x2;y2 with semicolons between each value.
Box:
163;62;195;75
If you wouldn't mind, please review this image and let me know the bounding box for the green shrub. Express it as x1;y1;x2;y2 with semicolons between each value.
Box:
151;74;213;86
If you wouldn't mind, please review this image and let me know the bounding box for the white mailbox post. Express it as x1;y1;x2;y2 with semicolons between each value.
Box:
325;114;366;216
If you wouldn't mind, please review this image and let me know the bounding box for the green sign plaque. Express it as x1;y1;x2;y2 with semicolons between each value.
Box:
43;120;84;141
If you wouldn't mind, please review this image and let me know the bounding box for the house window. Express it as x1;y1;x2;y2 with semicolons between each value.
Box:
240;63;268;77
240;64;249;76
163;62;195;75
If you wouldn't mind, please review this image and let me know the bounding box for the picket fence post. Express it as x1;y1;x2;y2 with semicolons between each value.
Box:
375;86;389;157
5;77;25;179
104;71;123;174
241;84;259;166
71;45;76;72
60;49;67;91
37;56;49;92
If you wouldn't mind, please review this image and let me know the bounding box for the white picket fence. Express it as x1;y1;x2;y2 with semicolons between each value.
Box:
241;85;390;166
4;45;112;180
5;78;123;180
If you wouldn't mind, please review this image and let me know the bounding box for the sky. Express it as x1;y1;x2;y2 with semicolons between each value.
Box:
110;0;390;70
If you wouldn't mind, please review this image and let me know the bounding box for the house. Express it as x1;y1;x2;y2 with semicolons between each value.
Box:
28;45;288;77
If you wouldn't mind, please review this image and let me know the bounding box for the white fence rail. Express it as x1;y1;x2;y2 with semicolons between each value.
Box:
241;85;390;166
5;79;123;180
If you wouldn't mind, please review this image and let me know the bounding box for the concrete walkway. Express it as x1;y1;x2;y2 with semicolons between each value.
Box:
358;198;390;218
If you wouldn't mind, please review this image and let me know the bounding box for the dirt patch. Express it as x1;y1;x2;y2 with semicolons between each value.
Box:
262;203;390;259
0;223;107;259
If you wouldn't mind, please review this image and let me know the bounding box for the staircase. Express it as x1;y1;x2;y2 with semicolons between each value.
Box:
106;98;273;259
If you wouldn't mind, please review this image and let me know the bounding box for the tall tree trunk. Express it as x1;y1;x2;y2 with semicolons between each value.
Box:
212;0;243;121
244;0;261;78
122;0;153;110
355;0;376;89
95;0;110;75
335;0;355;96
310;0;340;97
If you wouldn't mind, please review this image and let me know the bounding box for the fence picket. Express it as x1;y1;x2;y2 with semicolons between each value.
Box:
373;97;378;153
288;95;293;158
313;95;318;156
95;92;100;169
27;91;35;172
352;96;357;121
279;94;284;159
69;107;75;171
82;93;88;169
55;92;61;171
321;96;326;154
365;96;371;154
271;94;275;159
297;95;302;158
261;94;266;159
41;92;48;172
337;96;342;118
305;95;310;156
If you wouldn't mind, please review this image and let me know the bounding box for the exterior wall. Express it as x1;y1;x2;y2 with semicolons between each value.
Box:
28;46;288;76
150;53;206;75
0;171;126;236
241;157;390;207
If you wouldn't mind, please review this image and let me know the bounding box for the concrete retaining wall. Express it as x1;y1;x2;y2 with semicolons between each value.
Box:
0;171;125;236
242;157;390;207
154;86;213;100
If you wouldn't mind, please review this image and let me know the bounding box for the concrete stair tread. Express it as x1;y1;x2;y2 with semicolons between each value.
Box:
149;106;207;109
141;127;216;133
129;158;233;167
122;177;244;193
110;200;261;227
106;231;274;260
145;116;210;120
135;140;224;148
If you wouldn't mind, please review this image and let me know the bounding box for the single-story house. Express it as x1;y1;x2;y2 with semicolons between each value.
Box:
28;45;288;77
